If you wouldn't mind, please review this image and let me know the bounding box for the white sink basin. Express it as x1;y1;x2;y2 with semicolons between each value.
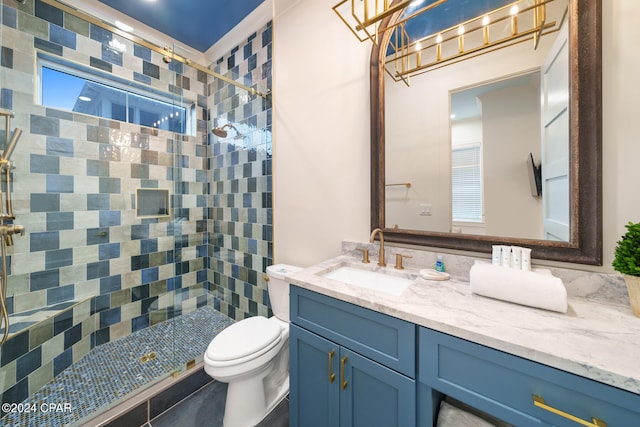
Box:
321;265;414;296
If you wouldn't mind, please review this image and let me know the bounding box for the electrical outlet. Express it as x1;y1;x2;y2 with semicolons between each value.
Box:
419;203;432;216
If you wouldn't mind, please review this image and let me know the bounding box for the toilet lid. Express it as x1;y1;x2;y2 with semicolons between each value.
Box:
207;317;282;362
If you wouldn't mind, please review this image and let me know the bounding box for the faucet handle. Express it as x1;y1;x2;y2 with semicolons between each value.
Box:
355;247;370;264
2;224;24;246
14;224;24;236
394;253;412;270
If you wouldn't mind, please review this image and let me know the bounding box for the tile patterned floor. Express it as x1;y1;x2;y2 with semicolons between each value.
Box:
0;306;234;427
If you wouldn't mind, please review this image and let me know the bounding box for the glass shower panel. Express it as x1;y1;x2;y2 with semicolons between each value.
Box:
0;0;273;424
167;45;214;377
0;2;196;424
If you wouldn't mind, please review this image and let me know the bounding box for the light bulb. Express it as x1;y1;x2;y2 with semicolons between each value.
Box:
511;5;519;35
482;15;491;44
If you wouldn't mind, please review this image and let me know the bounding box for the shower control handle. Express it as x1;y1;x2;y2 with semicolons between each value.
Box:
0;224;24;237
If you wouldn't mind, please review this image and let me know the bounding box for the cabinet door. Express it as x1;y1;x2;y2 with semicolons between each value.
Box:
290;324;339;427
340;349;416;427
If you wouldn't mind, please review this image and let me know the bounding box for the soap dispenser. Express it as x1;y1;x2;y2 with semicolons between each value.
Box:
435;255;446;272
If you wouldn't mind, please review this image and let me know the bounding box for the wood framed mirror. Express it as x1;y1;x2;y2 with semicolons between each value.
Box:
370;0;602;264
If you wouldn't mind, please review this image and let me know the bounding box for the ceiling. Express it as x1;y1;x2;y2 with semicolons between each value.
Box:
97;0;266;53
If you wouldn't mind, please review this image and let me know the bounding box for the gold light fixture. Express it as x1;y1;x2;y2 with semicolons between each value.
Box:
334;0;562;86
332;0;449;45
384;0;560;85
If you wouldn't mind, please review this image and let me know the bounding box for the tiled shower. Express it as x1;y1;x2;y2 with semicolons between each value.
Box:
0;0;273;422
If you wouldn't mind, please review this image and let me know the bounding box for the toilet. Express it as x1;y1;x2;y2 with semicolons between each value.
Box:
204;264;301;427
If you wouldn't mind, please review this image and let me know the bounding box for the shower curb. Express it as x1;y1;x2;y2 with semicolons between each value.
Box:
83;362;212;427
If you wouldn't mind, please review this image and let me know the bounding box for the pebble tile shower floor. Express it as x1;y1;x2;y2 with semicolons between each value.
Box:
0;306;234;427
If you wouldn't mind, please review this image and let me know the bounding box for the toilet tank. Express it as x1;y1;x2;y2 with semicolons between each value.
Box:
266;264;302;322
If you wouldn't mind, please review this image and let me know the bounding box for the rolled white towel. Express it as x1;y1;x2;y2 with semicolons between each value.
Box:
470;261;567;313
436;401;497;427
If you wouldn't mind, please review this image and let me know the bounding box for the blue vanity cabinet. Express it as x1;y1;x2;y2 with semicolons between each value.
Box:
290;286;416;427
418;327;640;427
290;324;340;427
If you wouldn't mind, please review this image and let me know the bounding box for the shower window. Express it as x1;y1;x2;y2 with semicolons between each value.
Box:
37;53;195;135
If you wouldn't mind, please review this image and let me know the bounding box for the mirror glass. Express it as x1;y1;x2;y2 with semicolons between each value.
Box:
371;0;602;264
385;0;568;240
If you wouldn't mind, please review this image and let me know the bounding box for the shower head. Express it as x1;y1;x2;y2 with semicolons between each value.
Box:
211;123;239;138
3;128;22;161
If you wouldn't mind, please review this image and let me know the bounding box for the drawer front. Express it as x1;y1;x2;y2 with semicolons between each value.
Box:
419;327;640;427
291;286;415;377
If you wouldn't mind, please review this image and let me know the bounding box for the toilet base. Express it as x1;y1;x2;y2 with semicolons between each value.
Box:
205;317;290;427
222;374;289;427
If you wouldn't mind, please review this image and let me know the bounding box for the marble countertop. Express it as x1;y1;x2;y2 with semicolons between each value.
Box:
286;255;640;395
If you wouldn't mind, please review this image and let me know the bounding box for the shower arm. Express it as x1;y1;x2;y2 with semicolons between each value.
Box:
211;123;240;138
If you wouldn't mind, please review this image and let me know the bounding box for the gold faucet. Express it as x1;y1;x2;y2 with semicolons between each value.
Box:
369;228;386;267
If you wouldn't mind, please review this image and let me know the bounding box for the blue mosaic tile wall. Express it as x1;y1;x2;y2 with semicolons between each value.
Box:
207;23;273;321
0;0;273;409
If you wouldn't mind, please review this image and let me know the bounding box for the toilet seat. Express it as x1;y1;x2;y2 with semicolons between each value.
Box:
206;316;282;364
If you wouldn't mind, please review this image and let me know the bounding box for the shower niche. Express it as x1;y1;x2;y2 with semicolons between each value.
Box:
136;189;171;218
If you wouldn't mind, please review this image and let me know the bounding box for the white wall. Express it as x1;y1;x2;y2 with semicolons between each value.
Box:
481;83;543;239
602;0;640;271
272;0;371;267
274;0;640;273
